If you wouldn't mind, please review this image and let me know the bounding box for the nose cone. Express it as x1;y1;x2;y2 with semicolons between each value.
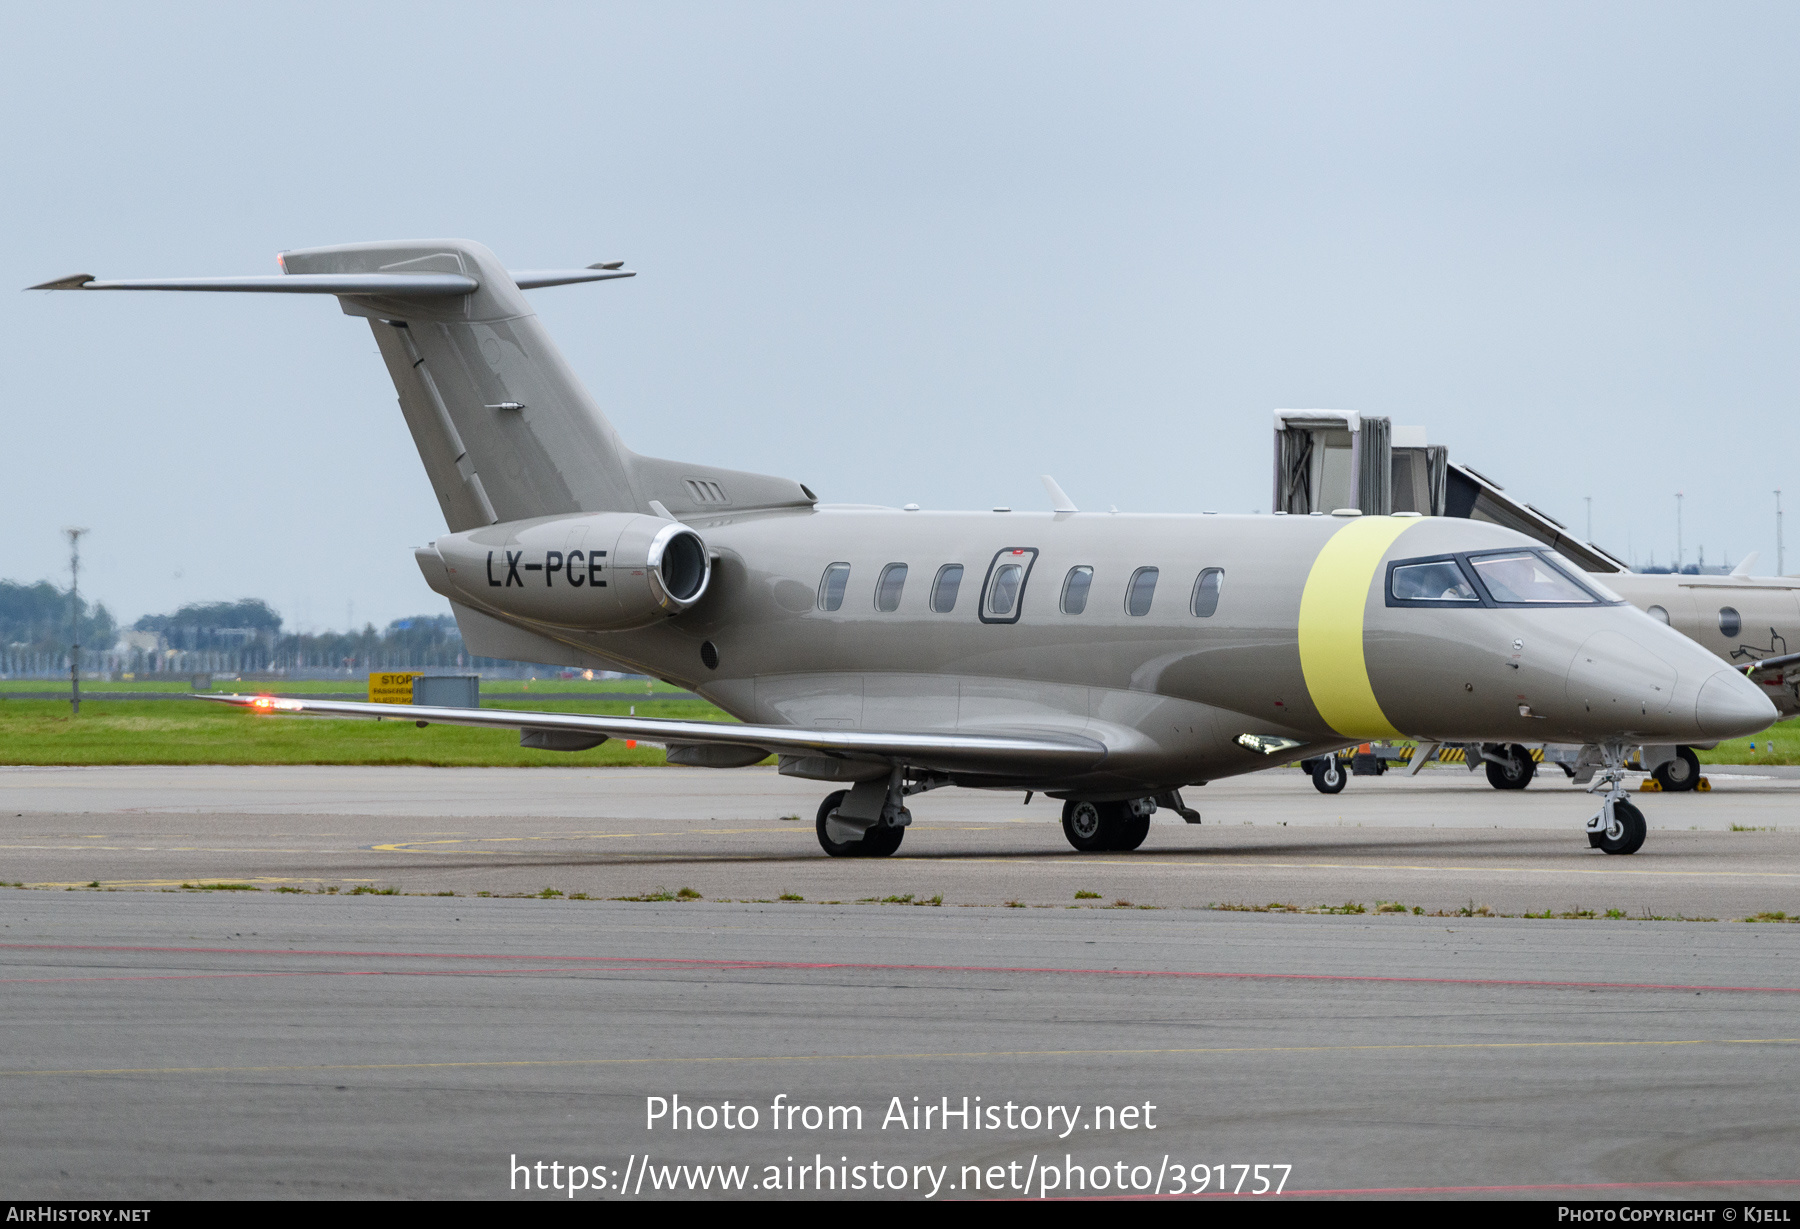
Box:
1695;669;1777;740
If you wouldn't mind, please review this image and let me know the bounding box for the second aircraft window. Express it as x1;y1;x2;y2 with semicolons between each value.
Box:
1061;566;1093;614
817;563;851;611
1125;567;1159;616
875;563;908;612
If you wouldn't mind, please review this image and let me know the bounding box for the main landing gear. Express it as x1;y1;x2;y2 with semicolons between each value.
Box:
1061;791;1200;853
1583;742;1647;856
815;769;952;858
1482;743;1537;791
1651;746;1702;792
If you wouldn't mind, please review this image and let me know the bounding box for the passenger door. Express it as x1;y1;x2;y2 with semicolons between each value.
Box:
979;548;1039;625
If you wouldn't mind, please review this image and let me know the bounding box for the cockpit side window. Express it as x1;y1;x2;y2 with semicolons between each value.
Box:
1389;557;1480;605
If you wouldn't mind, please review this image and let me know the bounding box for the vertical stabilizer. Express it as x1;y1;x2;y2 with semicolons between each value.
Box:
277;239;815;530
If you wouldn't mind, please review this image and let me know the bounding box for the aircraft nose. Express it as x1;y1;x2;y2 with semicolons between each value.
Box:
1694;669;1777;741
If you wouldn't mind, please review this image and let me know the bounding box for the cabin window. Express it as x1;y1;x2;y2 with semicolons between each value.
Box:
988;566;1024;615
1061;566;1093;614
1125;567;1159;616
1191;568;1224;617
979;548;1038;624
817;563;850;611
930;564;963;613
874;563;908;612
1389;559;1478;603
1719;606;1742;638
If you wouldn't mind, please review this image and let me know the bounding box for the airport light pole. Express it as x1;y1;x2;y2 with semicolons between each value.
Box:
1584;496;1592;543
66;527;88;716
1778;490;1785;576
1675;493;1684;572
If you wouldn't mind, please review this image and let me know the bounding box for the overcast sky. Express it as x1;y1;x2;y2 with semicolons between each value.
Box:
4;2;1796;632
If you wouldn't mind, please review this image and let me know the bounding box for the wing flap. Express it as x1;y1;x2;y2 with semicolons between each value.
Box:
194;693;1105;775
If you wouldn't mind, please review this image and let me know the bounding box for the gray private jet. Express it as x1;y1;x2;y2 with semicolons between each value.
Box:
31;239;1776;857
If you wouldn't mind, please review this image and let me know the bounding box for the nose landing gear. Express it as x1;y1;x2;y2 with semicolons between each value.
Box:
1583;743;1647;855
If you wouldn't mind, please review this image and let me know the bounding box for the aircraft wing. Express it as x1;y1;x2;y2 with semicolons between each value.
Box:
192;693;1106;776
1739;650;1800;676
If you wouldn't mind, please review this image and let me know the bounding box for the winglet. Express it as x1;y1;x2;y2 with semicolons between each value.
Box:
1731;552;1761;578
1041;475;1078;513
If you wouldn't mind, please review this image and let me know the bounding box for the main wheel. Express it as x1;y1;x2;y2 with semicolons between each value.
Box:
1311;758;1347;794
1484;744;1536;790
815;790;905;857
1110;810;1151;851
1652;746;1701;792
1062;799;1124;852
859;823;904;857
1593;799;1647;855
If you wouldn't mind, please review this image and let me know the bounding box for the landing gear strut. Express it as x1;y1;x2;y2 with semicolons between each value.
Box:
1583;742;1647;855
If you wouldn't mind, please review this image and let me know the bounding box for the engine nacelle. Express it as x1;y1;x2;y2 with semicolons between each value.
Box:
423;512;710;631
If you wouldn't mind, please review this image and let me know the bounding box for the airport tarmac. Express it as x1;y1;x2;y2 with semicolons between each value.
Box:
3;892;1798;1200
5;766;1800;1200
3;764;1798;917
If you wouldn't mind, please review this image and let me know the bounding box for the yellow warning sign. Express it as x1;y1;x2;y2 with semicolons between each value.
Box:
369;672;421;705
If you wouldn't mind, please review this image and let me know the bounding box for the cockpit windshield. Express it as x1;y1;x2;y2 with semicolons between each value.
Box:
1544;550;1623;602
1467;551;1602;604
1389;549;1616;608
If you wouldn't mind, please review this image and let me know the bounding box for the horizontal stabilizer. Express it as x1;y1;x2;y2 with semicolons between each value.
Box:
192;693;1107;776
27;270;634;294
28;273;479;295
509;269;637;289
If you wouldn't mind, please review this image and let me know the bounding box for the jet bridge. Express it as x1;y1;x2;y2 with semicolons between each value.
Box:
1272;410;1627;573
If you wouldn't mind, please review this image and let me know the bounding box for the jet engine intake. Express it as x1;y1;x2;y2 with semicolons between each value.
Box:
424;512;711;631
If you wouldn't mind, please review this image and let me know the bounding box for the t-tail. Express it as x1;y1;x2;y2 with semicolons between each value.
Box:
29;238;817;530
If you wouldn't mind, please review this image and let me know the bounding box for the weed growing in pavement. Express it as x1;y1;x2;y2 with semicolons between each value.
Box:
1730;824;1776;832
346;886;398;895
676;887;702;900
181;882;258;891
1074;890;1101;900
778;814;802;822
779;892;804;901
1745;911;1798;923
880;894;914;904
1005;899;1027;908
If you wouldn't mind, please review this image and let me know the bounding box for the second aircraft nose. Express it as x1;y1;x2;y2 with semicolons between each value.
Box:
1694;669;1777;741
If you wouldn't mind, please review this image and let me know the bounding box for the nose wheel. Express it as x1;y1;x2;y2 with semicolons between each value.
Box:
1587;798;1647;855
1308;757;1347;794
1584;743;1647;855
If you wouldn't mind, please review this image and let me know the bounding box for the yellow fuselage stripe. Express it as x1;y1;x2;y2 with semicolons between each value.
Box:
1298;516;1420;739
